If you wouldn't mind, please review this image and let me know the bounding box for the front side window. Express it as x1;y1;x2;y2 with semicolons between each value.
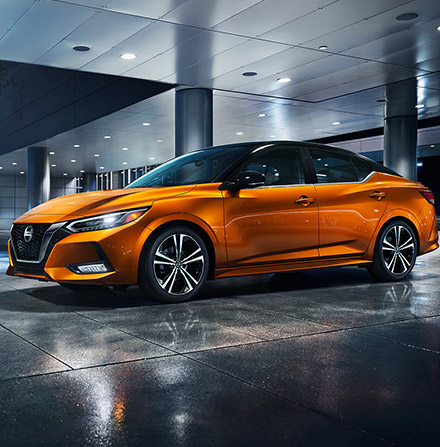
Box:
236;147;305;186
309;149;357;184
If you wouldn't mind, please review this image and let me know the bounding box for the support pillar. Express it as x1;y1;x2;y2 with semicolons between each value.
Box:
82;173;96;192
384;79;418;181
175;87;213;156
111;171;122;190
27;147;50;210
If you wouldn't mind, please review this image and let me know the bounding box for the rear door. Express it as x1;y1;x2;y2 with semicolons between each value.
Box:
305;148;388;257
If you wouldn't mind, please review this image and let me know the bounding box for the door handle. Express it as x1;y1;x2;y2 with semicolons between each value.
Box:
369;191;386;201
295;195;315;207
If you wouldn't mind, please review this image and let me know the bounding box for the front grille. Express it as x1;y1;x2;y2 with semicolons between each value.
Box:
11;223;51;261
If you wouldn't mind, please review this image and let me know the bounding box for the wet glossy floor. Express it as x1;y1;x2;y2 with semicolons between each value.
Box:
1;248;440;446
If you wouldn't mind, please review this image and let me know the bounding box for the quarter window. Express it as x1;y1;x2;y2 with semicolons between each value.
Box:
351;157;372;181
309;149;357;184
237;147;305;186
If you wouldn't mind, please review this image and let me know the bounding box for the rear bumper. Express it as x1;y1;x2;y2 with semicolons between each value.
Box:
417;203;439;255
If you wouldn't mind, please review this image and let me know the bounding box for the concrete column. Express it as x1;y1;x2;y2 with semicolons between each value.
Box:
111;171;122;189
175;87;213;156
27;147;50;210
384;78;418;181
82;173;96;192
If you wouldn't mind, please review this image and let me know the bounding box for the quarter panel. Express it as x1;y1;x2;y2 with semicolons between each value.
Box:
315;173;388;257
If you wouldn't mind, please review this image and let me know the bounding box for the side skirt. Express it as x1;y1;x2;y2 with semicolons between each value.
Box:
214;257;372;279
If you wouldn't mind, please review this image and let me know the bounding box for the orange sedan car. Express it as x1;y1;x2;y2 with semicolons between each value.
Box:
7;142;438;303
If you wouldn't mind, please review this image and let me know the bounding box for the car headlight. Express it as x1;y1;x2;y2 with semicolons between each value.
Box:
66;208;150;233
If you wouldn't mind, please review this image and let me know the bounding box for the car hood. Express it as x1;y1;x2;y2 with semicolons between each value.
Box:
14;185;195;224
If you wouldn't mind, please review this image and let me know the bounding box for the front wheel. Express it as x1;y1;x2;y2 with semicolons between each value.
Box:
138;226;209;303
368;220;417;281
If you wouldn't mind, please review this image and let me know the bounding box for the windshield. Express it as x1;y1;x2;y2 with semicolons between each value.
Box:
126;145;249;188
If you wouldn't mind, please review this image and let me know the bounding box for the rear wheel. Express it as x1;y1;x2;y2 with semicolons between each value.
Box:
139;226;209;303
368;220;417;281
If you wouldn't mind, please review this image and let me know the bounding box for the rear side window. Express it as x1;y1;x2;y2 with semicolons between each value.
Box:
351;157;372;181
309;149;357;184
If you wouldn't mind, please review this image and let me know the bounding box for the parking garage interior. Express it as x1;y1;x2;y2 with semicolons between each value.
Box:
1;1;440;445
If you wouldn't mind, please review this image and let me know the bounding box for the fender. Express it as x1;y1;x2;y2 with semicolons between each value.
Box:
129;212;226;273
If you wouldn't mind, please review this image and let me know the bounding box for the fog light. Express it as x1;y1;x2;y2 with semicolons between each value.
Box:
77;263;108;274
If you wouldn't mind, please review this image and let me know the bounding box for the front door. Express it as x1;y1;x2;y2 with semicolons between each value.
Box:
223;146;319;267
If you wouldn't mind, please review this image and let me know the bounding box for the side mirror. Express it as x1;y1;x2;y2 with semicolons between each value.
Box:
219;170;266;191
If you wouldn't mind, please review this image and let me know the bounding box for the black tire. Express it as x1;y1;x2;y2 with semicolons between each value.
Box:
58;283;100;292
138;226;209;304
368;220;418;281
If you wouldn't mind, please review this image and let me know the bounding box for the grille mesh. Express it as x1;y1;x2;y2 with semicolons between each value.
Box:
11;224;51;261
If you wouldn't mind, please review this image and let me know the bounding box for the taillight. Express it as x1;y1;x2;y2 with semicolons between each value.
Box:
420;190;435;205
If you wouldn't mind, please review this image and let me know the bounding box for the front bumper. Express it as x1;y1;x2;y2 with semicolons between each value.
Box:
7;221;152;285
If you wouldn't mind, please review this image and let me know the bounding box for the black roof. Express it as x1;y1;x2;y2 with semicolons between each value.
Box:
201;140;400;177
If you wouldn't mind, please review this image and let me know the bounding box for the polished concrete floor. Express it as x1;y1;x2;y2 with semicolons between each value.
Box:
1;247;440;446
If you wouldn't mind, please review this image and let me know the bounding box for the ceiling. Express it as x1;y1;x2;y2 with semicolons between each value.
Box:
0;0;440;175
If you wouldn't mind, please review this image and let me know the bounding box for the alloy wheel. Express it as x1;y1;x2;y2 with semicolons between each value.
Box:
153;233;205;296
382;225;415;275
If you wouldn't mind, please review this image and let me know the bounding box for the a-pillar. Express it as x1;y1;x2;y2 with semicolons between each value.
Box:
384;78;418;181
175;87;213;156
27;147;50;210
82;173;96;192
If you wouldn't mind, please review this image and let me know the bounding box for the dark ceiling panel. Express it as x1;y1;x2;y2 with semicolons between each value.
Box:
0;60;174;156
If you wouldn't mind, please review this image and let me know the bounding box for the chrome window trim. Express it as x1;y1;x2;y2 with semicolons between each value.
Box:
238;171;376;190
11;221;67;264
311;170;376;186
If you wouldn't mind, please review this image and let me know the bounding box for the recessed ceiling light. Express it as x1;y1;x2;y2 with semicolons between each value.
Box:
277;77;292;83
122;162;128;165
73;144;80;148
99;166;104;169
149;157;155;160
236;132;243;135
122;147;128;151
94;154;100;157
73;45;90;52
415;104;425;109
430;144;435;148
396;13;418;21
12;162;17;166
319;45;328;50
20;171;25;175
417;162;423;167
270;135;276;138
0;167;3;170
258;113;266;117
71;159;76;163
63;173;68;176
437;25;440;31
157;139;163;143
332;121;341;125
104;135;111;139
120;53;136;60
51;164;56;167
242;71;257;77
49;151;55;155
142;122;150;126
80;169;85;173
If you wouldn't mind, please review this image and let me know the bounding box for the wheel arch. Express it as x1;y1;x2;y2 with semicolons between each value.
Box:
140;219;216;280
373;215;421;256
